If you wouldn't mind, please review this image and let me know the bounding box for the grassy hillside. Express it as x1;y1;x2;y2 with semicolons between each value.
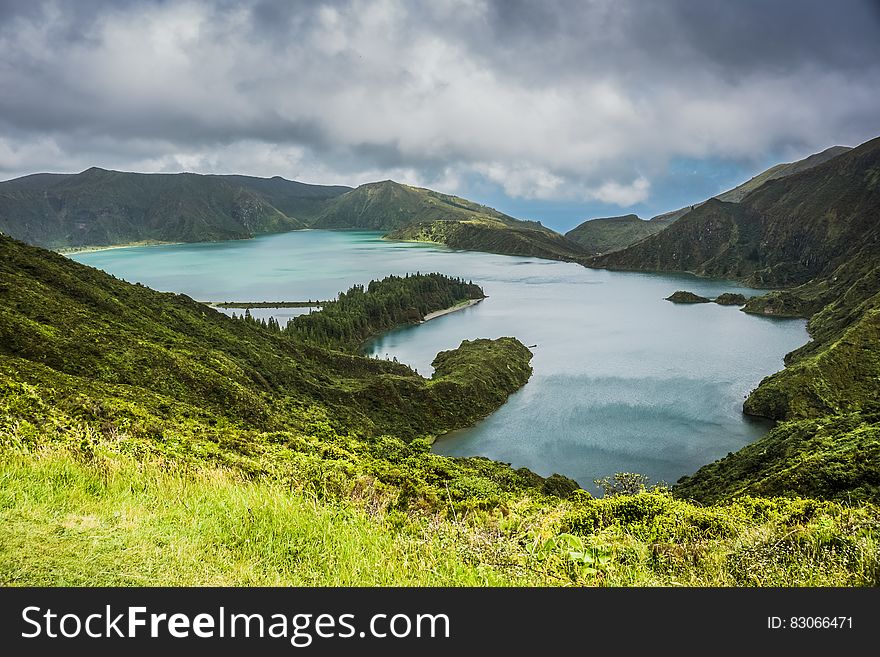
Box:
565;214;665;255
573;146;852;256
0;168;349;249
591;137;880;288
311;180;549;232
388;218;587;261
716;146;851;203
0;234;537;440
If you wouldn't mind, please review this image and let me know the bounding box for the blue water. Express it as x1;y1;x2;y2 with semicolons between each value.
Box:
73;231;808;491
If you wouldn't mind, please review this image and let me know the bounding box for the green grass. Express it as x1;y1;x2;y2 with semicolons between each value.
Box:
3;436;879;587
0;448;526;586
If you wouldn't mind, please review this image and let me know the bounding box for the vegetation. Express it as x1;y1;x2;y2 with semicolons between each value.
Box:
387;218;587;262
0;168;353;249
3;438;878;586
284;273;484;351
312;180;546;232
713;293;748;306
564;147;851;257
665;290;710;304
565;214;666;256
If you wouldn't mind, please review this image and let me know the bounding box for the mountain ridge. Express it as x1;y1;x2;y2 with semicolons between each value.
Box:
565;145;852;255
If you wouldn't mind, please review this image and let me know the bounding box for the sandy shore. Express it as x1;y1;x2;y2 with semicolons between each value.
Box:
422;297;484;322
56;241;181;255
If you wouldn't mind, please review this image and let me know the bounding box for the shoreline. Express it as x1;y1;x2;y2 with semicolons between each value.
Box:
56;240;182;256
204;300;325;309
422;297;484;322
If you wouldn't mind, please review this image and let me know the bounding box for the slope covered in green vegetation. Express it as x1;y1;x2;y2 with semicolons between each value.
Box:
312;180;544;232
567;145;851;256
387;218;587;261
0;168;350;249
565;214;667;255
715;145;851;203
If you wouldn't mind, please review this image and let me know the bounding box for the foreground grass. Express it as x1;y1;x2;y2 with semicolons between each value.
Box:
3;444;879;587
0;449;531;586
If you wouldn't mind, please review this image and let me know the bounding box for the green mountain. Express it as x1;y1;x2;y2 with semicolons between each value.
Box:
0;170;582;262
312;179;586;260
3;233;878;587
311;179;535;231
565;214;664;256
590;138;879;287
387;217;587;261
566;145;851;256
207;174;351;222
589;136;880;503
0;168;350;249
715;145;851;203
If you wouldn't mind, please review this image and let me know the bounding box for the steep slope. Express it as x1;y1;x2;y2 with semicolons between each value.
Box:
590;137;880;288
565;214;663;255
388;218;587;261
311;180;548;232
208;174;351;222
0;168;349;249
571;145;851;256
716;145;851;203
0;233;535;440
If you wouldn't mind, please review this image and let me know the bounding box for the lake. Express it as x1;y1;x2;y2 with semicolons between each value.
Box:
72;230;809;492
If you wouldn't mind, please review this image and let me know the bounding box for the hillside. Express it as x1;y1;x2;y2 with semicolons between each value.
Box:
590;138;880;286
569;145;851;255
311;180;548;232
387;218;588;261
0;168;349;249
208;174;352;222
715;145;851;203
2;233;878;587
565;214;663;255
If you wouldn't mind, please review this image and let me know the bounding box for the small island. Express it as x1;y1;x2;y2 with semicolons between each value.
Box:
665;290;711;304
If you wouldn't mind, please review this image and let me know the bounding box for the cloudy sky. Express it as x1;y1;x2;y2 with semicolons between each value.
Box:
2;0;879;231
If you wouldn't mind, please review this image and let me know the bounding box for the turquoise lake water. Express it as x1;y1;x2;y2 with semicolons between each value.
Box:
72;230;809;491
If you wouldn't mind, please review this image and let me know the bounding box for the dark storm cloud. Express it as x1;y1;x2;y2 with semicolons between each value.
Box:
475;0;880;78
0;0;878;204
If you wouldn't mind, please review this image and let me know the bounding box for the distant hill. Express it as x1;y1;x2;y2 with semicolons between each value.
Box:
565;214;661;255
311;180;543;231
590;138;879;289
388;218;587;261
207;174;352;222
313;179;585;260
566;145;851;256
0;168;350;249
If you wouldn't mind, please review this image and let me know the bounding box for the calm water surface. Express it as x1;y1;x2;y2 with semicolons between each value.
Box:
73;231;808;491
